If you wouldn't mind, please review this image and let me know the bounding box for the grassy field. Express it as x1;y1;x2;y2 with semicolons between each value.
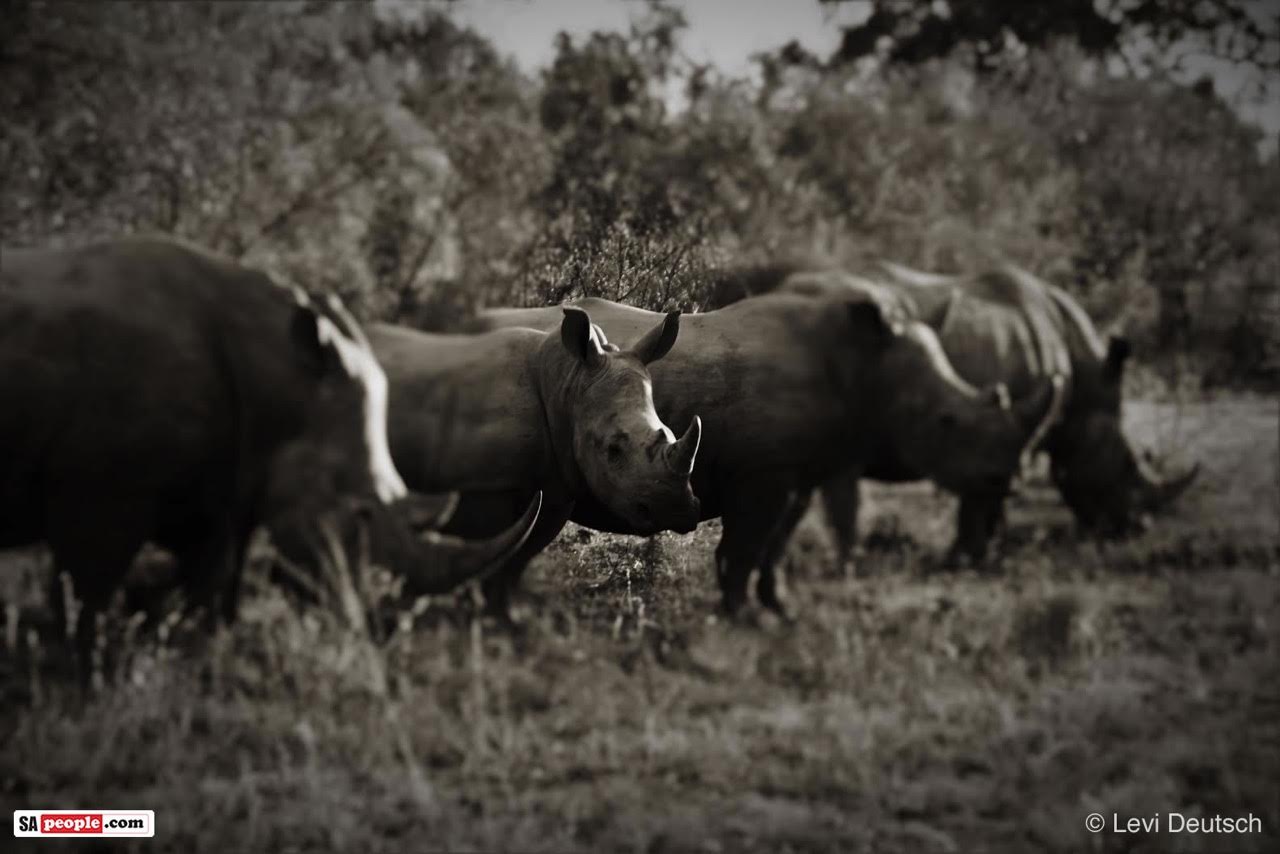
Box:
2;395;1277;853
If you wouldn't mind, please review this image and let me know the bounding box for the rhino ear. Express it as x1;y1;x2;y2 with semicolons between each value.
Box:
561;306;607;367
1104;336;1131;381
631;310;681;365
847;301;900;348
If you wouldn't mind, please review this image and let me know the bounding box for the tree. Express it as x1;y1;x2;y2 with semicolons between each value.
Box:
822;0;1280;76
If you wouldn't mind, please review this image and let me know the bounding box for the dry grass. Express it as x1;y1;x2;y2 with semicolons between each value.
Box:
1;396;1278;853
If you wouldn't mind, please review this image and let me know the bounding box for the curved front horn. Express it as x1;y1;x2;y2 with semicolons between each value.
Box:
375;492;543;596
665;416;702;475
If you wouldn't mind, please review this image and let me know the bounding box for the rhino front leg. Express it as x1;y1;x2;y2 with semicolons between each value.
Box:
175;521;253;628
755;489;812;620
716;481;795;618
819;471;862;576
948;490;1007;567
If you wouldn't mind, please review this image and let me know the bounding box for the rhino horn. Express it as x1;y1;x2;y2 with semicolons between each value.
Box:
1138;457;1201;512
386;492;542;596
402;490;461;531
665;416;702;475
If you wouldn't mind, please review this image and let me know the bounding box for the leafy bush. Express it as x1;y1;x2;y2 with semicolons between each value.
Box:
4;0;1275;384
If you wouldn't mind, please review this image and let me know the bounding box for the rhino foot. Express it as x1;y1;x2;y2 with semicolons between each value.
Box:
938;547;972;574
482;602;530;634
722;601;792;633
766;601;798;627
757;589;798;625
940;544;1005;577
718;594;747;621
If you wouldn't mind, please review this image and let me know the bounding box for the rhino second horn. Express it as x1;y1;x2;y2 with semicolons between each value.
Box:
666;416;702;475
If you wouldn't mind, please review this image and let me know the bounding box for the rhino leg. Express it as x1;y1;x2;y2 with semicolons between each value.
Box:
819;472;862;576
173;523;253;628
756;490;812;621
217;524;257;624
475;496;573;625
949;491;1007;566
47;503;150;687
717;481;795;617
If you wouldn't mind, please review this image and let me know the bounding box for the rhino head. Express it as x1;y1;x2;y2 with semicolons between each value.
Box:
1050;412;1200;536
1049;337;1200;536
542;306;702;534
263;291;545;598
870;312;1066;495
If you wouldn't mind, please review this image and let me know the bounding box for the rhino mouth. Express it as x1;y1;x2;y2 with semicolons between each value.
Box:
635;495;701;535
671;514;700;535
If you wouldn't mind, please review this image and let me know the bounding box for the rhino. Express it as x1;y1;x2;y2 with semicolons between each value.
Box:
366;308;702;618
0;236;538;671
470;293;1057;616
706;262;1200;562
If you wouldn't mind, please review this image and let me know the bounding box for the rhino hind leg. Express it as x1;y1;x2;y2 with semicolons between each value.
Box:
716;482;795;617
755;490;812;621
819;473;861;577
172;523;253;628
47;504;151;688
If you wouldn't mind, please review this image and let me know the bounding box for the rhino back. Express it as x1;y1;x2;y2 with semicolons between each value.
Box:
638;299;871;484
0;237;311;549
368;324;552;494
466;305;561;333
948;268;1127;426
474;296;876;493
934;293;1046;395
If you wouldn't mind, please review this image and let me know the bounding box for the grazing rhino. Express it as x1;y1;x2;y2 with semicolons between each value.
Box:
706;262;1199;562
366;308;702;618
0;236;537;671
471;293;1056;616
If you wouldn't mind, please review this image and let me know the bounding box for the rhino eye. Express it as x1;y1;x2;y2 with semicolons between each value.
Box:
607;443;625;462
